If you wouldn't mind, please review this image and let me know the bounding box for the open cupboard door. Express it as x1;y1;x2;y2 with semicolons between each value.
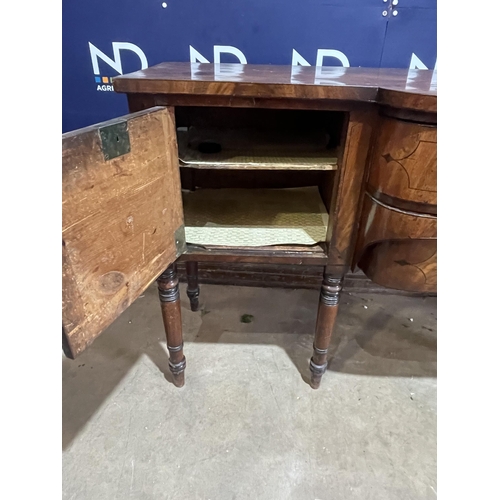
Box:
62;107;185;359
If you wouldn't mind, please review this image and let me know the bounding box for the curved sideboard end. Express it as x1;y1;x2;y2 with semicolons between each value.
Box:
354;102;437;293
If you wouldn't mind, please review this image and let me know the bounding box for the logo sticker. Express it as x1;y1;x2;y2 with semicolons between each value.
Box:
89;42;148;91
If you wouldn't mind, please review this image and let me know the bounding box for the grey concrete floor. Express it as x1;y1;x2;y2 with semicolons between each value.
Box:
62;284;436;500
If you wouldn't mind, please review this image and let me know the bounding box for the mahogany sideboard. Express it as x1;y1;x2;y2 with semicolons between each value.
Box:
62;63;437;389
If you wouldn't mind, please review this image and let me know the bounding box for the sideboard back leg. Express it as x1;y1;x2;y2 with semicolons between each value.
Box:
186;261;200;312
309;273;343;389
157;264;186;388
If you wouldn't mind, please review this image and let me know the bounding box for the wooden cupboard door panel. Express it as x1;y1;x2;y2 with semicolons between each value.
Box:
62;107;184;358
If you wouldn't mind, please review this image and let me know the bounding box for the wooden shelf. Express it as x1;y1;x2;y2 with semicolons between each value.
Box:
177;127;339;171
182;187;329;248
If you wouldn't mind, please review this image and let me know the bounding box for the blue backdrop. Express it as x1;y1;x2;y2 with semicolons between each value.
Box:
62;0;436;133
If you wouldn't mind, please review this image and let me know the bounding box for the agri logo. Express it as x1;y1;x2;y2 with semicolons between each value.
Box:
89;42;148;91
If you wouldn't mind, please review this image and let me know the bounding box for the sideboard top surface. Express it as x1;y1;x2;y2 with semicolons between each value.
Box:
114;63;437;111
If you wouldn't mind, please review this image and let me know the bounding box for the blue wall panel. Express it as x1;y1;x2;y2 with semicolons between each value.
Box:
62;0;436;132
380;3;437;69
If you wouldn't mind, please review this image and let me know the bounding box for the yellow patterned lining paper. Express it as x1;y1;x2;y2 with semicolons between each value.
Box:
182;187;329;247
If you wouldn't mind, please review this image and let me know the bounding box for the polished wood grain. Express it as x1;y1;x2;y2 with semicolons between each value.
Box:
354;194;437;292
310;273;343;389
378;88;436;113
114;63;436;111
358;240;437;293
157;265;186;387
380;105;437;125
62;107;184;358
367;116;437;210
326;109;375;269
355;194;437;259
366;190;437;216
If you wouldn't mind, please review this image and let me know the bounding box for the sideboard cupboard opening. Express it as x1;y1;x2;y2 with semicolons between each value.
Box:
175;106;343;255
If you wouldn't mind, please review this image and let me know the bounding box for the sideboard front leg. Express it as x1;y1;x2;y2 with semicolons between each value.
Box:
186;261;200;312
157;264;186;388
309;274;343;389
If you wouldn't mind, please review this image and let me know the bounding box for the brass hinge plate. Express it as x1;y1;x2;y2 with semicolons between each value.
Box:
99;121;131;161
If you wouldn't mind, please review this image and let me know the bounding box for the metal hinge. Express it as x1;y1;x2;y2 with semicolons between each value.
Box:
99;120;131;161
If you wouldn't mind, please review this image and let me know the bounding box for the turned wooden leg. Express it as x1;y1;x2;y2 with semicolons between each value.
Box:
157;264;186;387
309;274;343;389
186;261;200;312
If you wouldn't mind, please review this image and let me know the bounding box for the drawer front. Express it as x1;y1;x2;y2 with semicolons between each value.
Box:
367;116;437;210
358;240;436;293
354;194;437;293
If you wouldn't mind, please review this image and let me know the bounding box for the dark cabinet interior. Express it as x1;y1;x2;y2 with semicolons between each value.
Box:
174;106;347;249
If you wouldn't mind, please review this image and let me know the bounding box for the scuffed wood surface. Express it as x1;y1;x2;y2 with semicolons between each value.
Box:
62;107;183;358
175;262;435;296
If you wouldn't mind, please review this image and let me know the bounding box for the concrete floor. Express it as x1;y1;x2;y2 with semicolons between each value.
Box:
62;284;436;500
